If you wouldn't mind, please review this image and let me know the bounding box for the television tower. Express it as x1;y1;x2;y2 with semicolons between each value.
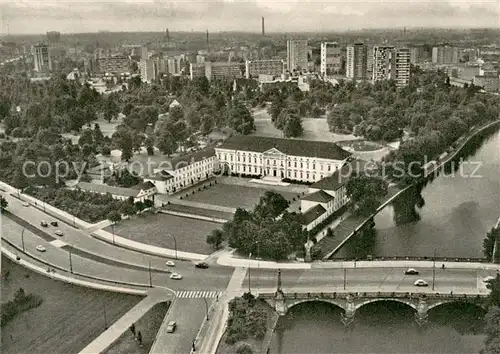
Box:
262;17;265;36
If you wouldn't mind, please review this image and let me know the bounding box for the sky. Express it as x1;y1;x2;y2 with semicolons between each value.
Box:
1;0;499;34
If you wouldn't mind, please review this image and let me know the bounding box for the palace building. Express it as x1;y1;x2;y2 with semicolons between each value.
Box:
215;136;352;183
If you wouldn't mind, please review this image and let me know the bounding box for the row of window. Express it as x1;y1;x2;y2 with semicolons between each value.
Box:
233;164;327;181
220;154;335;172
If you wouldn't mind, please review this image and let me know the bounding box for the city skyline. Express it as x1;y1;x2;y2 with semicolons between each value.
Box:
1;0;499;35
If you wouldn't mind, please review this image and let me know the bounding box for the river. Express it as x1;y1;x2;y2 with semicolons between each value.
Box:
270;127;499;354
269;301;486;354
336;125;500;259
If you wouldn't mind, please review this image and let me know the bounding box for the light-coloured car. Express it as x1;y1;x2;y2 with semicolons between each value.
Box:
170;273;182;280
166;261;175;267
22;202;29;207
414;279;428;287
166;321;176;333
36;245;46;252
54;230;63;236
483;276;495;283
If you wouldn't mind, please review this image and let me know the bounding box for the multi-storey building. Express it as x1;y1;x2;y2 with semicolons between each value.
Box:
46;31;60;46
473;73;499;92
97;56;130;74
346;43;368;80
431;46;459;65
287;39;308;72
141;46;149;61
190;62;244;81
372;46;411;87
320;42;342;76
245;59;284;79
139;59;155;83
32;44;52;72
215;136;351;183
144;148;218;194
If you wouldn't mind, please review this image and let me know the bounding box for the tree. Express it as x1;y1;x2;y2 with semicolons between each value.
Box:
236;343;254;354
483;227;500;263
143;199;154;209
346;174;388;216
120;202;136;217
145;135;155;156
156;129;177;156
254;191;290;219
107;210;121;224
206;229;224;249
112;126;134;161
0;196;8;213
227;101;255;135
283;114;303;138
104;95;120;122
134;201;145;213
482;306;500;354
92;123;105;147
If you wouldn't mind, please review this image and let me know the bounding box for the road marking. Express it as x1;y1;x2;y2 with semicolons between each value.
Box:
176;290;221;298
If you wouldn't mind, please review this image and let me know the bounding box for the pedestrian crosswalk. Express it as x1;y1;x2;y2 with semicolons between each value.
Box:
175;290;221;299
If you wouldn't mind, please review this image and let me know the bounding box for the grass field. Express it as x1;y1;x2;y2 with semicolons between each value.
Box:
104;301;170;354
163;203;234;221
185;183;298;211
104;213;219;254
1;257;141;354
251;109;359;143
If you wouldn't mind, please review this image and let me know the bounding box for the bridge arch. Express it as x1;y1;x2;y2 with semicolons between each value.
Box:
287;299;346;312
355;298;417;312
428;300;487;312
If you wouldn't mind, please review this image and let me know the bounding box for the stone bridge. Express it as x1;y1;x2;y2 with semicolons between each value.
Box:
258;291;488;327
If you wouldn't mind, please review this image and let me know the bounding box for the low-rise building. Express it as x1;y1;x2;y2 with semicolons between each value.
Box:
143;170;175;194
149;148;218;194
215;136;351;183
299;159;373;231
245;59;284;79
75;181;157;203
473;74;500;92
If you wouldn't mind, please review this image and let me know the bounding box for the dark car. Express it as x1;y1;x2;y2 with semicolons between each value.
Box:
195;262;209;269
40;221;48;227
50;221;58;227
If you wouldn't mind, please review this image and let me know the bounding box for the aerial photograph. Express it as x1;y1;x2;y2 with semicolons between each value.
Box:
0;0;499;353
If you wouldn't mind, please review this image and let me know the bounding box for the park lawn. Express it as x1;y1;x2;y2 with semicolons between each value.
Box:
105;213;219;255
104;301;170;354
0;258;141;354
185;183;297;211
251;109;359;142
163;203;234;221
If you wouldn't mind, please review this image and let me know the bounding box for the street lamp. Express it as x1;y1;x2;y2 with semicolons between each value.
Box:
111;224;115;245
248;252;252;293
103;302;108;329
343;268;347;290
69;248;73;274
432;249;436;291
148;261;153;287
167;233;178;259
21;228;25;252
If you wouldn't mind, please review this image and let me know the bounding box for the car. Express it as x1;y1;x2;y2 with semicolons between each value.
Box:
40;221;48;227
166;321;176;333
36;245;46;252
170;273;182;280
50;221;58;227
22;202;29;207
195;262;209;269
54;230;63;236
414;279;428;287
483;276;495;283
404;268;419;275
165;261;175;267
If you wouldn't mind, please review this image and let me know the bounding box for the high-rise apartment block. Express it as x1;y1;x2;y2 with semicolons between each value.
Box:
286;39;308;72
245;59;284;79
46;31;60;46
190;62;244;81
97;56;130;74
346;43;368;80
320;42;342;76
432;46;459;65
33;44;52;72
372;46;411;87
141;46;149;61
139;59;155;83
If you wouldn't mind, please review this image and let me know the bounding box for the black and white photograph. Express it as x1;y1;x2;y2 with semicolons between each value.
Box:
0;0;499;353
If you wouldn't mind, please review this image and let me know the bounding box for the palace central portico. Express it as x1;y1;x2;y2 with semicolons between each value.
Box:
215;135;352;183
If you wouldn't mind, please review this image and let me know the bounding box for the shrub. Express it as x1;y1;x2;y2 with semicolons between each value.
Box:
236;343;254;354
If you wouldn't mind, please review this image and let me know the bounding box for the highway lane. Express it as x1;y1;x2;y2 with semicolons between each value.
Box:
1;215;231;290
2;194;234;280
151;298;214;354
3;213;497;294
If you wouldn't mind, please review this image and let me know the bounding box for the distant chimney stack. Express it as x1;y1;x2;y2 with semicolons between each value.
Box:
262;17;265;36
